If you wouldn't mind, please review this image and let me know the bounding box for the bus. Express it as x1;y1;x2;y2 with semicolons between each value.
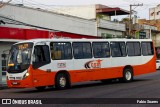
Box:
6;38;156;90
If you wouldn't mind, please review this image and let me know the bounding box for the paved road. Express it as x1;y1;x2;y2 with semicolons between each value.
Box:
1;70;160;107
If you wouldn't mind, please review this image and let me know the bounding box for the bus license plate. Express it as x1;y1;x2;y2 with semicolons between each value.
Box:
12;82;18;85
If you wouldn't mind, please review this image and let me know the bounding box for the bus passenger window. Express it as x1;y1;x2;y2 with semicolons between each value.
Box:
142;42;154;56
73;42;92;59
92;42;110;58
127;42;141;56
54;50;62;59
110;42;126;57
50;42;72;60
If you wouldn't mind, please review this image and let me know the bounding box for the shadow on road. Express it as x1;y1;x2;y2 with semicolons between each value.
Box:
13;78;153;94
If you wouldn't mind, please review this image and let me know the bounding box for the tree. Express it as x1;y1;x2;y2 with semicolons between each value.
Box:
121;18;129;23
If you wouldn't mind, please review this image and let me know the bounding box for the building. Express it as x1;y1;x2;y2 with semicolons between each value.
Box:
149;4;160;20
0;4;97;36
138;19;160;46
51;4;130;38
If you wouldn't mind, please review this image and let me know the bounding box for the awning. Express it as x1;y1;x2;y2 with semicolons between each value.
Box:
96;7;130;16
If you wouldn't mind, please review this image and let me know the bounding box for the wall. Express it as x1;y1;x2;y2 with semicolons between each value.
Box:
0;4;97;36
52;5;96;20
97;19;126;31
97;28;123;38
149;5;160;20
152;33;160;47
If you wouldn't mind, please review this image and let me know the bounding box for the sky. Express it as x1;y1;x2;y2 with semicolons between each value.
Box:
1;0;160;20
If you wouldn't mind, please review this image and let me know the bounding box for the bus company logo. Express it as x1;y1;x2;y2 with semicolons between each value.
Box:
85;59;102;69
2;99;11;104
57;62;66;68
1;99;42;105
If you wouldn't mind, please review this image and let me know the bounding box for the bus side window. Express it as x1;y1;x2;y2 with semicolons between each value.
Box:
127;42;141;56
50;42;72;60
33;45;50;69
92;42;110;58
54;50;62;59
51;50;55;60
73;42;92;59
50;44;62;60
34;45;50;62
110;42;126;57
142;42;154;56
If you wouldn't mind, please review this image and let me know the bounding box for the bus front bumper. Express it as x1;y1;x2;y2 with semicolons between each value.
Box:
7;79;33;88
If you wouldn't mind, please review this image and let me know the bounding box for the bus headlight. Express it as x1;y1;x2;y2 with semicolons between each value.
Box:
23;72;29;79
26;72;29;76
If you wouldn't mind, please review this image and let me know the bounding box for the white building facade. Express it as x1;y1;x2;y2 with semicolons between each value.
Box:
149;4;160;20
0;4;97;36
51;4;129;38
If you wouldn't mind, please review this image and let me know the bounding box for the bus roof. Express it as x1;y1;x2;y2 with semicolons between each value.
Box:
14;38;153;45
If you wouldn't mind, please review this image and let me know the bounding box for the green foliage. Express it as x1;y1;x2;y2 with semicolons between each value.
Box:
121;18;130;22
96;14;104;19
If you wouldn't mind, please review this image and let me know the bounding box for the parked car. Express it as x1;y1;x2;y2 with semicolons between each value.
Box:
156;60;160;69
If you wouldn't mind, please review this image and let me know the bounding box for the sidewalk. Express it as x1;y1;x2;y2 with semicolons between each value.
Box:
0;75;8;90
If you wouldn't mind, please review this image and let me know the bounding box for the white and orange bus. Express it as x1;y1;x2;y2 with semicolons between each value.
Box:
7;38;156;90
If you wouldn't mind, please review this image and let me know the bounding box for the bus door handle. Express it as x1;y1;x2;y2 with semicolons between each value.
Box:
46;69;51;73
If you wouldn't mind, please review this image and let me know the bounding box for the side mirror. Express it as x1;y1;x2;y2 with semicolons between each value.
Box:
32;54;37;69
32;54;36;63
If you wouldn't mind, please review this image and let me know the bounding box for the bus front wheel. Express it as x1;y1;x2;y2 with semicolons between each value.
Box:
121;68;133;82
55;73;70;90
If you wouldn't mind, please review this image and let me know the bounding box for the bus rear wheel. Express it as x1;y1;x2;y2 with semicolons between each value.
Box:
121;68;133;82
55;73;70;90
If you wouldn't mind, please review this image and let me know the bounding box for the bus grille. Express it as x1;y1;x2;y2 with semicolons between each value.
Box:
9;77;15;80
9;77;22;80
16;77;22;80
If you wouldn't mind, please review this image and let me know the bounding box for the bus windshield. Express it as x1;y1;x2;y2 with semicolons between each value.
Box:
7;43;33;73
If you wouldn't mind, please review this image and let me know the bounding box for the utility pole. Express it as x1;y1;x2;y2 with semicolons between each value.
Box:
129;3;143;37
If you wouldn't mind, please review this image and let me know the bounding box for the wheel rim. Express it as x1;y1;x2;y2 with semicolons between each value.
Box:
59;77;66;87
125;71;131;81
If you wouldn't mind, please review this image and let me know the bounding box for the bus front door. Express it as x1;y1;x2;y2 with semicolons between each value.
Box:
32;45;53;87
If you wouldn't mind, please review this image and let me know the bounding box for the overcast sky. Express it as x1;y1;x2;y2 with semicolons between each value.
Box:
1;0;160;20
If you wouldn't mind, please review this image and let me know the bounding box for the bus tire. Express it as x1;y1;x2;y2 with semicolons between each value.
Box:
55;73;70;90
35;86;46;91
121;68;133;82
